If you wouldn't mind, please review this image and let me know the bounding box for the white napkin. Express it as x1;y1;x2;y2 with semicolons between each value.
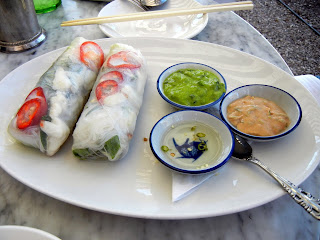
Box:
172;171;215;202
171;75;320;202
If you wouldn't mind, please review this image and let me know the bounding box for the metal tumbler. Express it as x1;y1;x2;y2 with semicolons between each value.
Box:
0;0;46;53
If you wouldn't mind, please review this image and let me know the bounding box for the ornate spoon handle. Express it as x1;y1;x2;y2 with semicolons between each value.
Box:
249;157;320;220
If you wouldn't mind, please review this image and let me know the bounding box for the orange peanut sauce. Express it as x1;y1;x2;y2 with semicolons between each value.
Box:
227;96;290;136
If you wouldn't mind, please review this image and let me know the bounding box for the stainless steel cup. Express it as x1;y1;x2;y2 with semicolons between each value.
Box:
0;0;46;53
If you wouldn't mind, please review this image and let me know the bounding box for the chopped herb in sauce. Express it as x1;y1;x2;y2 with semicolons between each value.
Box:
196;132;206;138
161;145;169;152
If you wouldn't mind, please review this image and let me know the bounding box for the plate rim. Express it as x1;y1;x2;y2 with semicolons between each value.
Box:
0;37;319;220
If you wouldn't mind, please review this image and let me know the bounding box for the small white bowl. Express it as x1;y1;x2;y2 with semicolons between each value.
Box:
219;84;302;142
157;62;227;110
149;110;234;174
0;225;61;240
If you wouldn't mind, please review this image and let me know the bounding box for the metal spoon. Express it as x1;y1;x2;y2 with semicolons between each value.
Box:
232;134;320;220
140;0;167;7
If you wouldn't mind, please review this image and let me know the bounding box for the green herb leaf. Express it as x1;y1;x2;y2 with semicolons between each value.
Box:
73;148;94;159
104;135;120;159
40;129;47;151
40;115;52;151
41;115;52;122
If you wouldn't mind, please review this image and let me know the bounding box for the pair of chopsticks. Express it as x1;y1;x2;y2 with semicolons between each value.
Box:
61;1;253;27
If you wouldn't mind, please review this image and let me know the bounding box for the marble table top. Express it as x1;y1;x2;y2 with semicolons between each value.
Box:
0;0;319;239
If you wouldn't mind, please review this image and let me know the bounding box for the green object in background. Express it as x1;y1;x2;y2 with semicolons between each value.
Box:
33;0;61;14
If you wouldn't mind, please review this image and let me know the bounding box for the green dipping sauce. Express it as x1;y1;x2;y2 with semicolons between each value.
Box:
163;68;226;106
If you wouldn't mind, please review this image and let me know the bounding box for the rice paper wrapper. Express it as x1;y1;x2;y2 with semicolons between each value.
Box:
72;43;147;161
8;37;102;156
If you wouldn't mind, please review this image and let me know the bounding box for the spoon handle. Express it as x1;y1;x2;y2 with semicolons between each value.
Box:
249;157;320;220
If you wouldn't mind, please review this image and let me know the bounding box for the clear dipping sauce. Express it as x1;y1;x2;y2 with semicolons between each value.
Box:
161;121;223;170
227;95;290;136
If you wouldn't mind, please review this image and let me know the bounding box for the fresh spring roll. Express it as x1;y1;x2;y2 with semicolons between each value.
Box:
72;43;147;161
8;37;104;156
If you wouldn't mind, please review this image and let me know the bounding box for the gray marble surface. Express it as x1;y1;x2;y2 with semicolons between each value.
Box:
0;0;319;239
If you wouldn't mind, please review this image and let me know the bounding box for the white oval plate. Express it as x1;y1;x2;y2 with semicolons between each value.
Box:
0;226;60;240
0;38;319;219
98;0;208;38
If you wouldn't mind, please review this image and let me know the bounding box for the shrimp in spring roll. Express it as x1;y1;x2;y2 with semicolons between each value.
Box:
72;43;147;161
8;37;104;156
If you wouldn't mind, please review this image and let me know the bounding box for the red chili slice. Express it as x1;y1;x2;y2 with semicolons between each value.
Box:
16;98;45;129
25;87;48;115
25;87;46;101
95;80;119;103
106;51;141;69
100;71;123;83
80;41;104;72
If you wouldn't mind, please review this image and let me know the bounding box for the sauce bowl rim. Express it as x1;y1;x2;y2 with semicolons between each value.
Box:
157;62;227;110
219;84;302;141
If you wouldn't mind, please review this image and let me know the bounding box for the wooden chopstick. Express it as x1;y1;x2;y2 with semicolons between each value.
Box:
62;1;252;24
61;1;253;27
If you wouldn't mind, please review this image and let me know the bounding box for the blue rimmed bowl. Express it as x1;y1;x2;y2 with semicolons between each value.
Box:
157;62;227;110
149;110;234;174
219;84;302;142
